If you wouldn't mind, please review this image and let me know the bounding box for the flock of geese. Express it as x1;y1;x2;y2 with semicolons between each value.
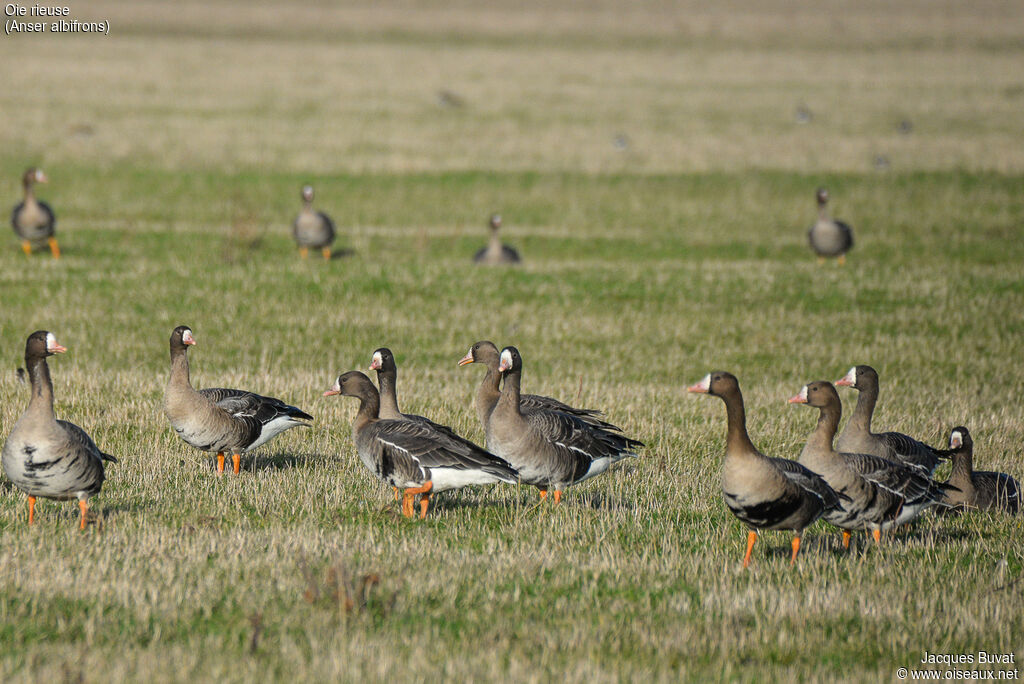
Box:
6;169;1016;568
13;167;844;265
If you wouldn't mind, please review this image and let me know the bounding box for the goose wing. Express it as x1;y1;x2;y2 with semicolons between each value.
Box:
56;419;116;466
370;419;516;480
200;387;313;424
769;457;843;510
526;409;636;483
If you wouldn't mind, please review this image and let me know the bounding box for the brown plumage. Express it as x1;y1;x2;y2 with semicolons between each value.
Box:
11;167;59;258
292;184;336;259
163;326;312;475
688;372;843;567
941;426;1020;514
473;214;520;265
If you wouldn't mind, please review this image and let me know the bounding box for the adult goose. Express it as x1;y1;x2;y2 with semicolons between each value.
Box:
458;340;626;444
369;347;453;430
941;426;1020;514
488;346;641;502
688;372;844;567
324;371;517;518
164;326;313;474
790;381;949;547
11;167;59;258
293;184;336;260
835;365;944;475
2;331;115;528
473;214;520;265
808;187;852;265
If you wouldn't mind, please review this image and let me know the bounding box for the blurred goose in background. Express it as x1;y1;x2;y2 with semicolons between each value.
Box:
808;187;853;265
835;365;945;475
324;371;517;518
941;426;1020;514
473;214;520;265
790;381;951;547
458;340;626;445
164;326;312;475
688;371;844;568
11;167;59;258
2;331;115;528
487;346;642;502
293;184;336;260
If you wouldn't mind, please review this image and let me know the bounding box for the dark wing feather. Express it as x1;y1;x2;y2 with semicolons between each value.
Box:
10;201;22;231
317;211;336;241
769;457;844;511
526;410;637;482
56;420;112;469
836;219;853;249
38;200;56;230
843;451;946;506
370;419;516;480
879;431;942;473
200;387;313;423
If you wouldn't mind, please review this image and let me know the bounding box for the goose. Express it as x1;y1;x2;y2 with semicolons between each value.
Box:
835;365;945;475
808;188;852;265
2;331;115;528
487;346;641;502
687;372;844;567
458;340;627;444
11;167;59;258
473;214;520;265
323;371;517;518
293;184;336;260
941;426;1020;514
790;381;950;547
163;326;313;474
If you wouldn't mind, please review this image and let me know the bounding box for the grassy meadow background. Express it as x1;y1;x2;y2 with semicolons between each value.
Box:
2;1;1023;680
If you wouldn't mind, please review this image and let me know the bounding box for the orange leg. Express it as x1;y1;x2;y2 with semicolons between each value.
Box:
321;247;331;260
48;237;60;259
79;500;88;530
27;495;36;524
841;530;852;550
539;488;548;501
21;241;32;257
790;536;802;564
742;530;757;568
216;452;225;475
837;254;846;266
393;486;400;501
299;247;309;259
232;453;241;474
552;490;562;504
402;481;434;519
419;491;432;519
401;492;414;518
872;528;881;544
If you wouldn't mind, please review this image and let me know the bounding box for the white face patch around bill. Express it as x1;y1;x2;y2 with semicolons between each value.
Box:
797;385;809;402
371;351;383;369
692;373;711;392
45;332;58;350
950;430;963;449
499;348;514;371
842;367;857;385
182;329;195;345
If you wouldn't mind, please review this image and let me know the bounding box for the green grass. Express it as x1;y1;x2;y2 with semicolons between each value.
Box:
2;1;1024;682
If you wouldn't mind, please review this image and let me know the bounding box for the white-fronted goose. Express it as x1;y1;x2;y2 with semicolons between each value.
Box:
2;331;115;528
11;168;59;258
790;381;949;547
487;346;641;502
324;371;517;518
369;347;454;431
835;365;944;475
808;188;852;265
293;184;336;260
163;326;313;474
458;340;626;444
473;214;520;265
688;372;844;567
941;426;1020;515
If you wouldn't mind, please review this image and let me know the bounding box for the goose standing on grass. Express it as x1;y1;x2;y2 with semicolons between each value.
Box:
808;187;852;265
11;167;59;258
790;381;950;547
2;331;115;528
163;326;313;475
835;365;945;475
323;371;517;518
458;340;627;445
293;184;336;260
687;372;844;568
488;346;642;502
941;426;1020;514
473;214;520;265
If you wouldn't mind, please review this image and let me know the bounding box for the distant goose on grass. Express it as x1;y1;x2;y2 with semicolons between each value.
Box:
473;214;520;265
808;187;853;265
324;371;517;518
293;184;336;260
941;426;1020;515
2;331;115;528
688;372;844;568
835;365;945;475
11;167;59;258
790;381;951;547
163;326;313;475
487;346;642;502
458;340;629;445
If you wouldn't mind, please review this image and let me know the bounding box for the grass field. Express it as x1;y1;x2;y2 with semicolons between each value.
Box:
2;2;1023;682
